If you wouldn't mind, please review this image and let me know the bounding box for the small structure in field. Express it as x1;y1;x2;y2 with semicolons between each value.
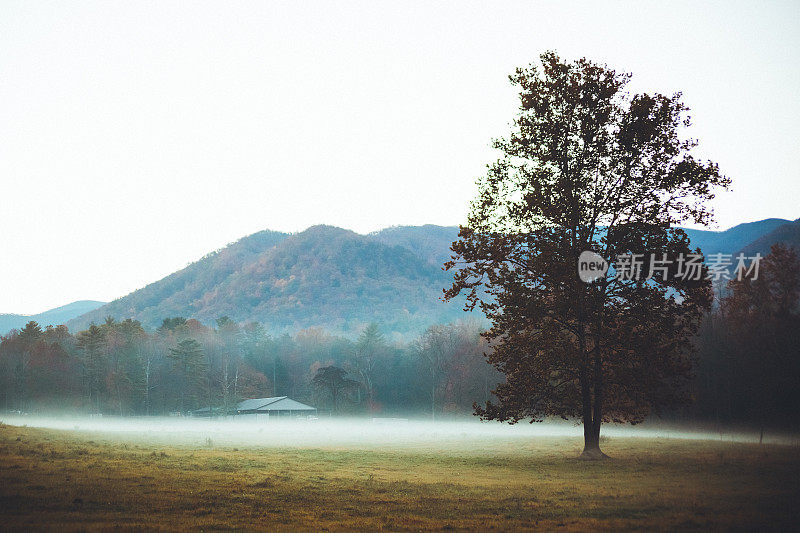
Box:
190;396;317;418
235;396;317;419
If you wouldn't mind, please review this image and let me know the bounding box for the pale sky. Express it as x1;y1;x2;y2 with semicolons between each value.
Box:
1;1;799;313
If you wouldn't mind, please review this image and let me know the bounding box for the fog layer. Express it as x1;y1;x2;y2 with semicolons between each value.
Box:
2;415;796;449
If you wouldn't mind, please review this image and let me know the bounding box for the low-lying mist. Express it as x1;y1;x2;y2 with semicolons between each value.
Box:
2;414;796;449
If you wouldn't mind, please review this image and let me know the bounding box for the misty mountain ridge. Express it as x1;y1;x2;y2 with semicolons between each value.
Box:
0;300;106;334
30;217;800;338
737;218;800;257
681;218;796;256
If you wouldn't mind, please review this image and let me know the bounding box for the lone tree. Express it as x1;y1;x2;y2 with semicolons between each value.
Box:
312;365;359;413
445;52;729;459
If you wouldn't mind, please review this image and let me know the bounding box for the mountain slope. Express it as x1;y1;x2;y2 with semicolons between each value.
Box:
68;226;467;336
682;218;791;256
371;225;459;267
738;219;800;256
65;218;797;337
370;220;794;262
68;230;289;329
0;300;106;335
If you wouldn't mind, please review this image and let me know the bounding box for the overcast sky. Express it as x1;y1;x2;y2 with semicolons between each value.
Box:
2;0;799;313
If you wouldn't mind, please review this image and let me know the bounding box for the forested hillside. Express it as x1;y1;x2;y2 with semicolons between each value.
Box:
63;219;799;338
69;226;469;337
370;225;459;267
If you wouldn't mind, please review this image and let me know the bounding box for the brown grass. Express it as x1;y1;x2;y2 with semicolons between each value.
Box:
0;423;798;531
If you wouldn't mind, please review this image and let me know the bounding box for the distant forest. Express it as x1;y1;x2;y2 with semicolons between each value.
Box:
0;316;499;419
1;244;798;432
2;239;799;432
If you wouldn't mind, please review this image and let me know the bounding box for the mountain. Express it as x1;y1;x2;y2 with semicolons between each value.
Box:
0;300;106;335
681;218;792;256
68;226;469;337
372;220;795;263
66;229;289;332
64;218;797;337
372;220;795;262
371;225;459;267
738;219;800;257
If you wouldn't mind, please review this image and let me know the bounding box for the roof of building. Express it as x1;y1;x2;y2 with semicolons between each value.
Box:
235;396;316;412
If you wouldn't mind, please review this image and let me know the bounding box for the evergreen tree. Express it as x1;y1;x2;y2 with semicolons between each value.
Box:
168;338;206;413
76;324;107;413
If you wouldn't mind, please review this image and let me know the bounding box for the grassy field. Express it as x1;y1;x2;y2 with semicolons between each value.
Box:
0;422;798;531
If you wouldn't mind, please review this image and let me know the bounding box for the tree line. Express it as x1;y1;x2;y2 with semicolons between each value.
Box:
0;316;499;418
693;243;800;438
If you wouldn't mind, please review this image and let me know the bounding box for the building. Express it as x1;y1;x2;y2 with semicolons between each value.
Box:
190;396;317;418
234;396;317;418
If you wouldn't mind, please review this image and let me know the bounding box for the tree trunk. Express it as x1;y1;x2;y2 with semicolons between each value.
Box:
145;359;151;416
576;278;607;460
222;355;229;419
116;379;123;416
579;374;608;460
431;383;436;422
582;347;609;460
580;419;608;460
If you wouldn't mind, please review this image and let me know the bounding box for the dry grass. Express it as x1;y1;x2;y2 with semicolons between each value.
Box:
0;423;798;531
